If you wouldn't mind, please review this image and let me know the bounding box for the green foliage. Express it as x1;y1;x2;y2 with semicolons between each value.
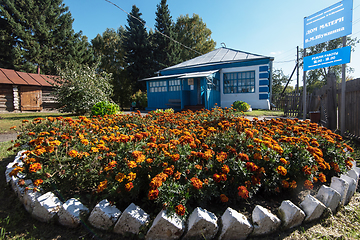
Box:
54;62;113;115
153;0;181;71
272;69;295;95
91;27;131;108
91;101;120;117
131;90;148;110
150;108;174;114
232;101;251;112
0;0;93;74
123;5;153;92
175;13;216;61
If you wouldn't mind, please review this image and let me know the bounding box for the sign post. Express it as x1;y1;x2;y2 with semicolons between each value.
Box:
303;0;353;126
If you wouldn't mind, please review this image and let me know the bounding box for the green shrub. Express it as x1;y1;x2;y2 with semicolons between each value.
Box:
130;90;147;109
232;101;251;112
91;101;120;116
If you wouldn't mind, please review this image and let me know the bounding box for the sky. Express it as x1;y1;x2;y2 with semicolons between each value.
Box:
63;0;360;87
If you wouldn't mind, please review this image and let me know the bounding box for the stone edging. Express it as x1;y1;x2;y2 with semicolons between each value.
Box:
5;150;360;239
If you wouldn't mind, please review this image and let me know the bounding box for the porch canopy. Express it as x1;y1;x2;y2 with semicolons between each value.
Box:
140;70;218;82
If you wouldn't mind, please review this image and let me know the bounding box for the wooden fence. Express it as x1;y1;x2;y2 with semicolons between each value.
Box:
271;75;360;138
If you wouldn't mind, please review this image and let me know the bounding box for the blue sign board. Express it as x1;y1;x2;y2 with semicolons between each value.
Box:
303;46;351;71
304;0;353;48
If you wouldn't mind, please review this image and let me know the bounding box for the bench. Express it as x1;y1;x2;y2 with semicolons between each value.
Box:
165;99;181;108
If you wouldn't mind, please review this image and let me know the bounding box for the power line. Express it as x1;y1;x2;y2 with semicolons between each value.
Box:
104;0;202;56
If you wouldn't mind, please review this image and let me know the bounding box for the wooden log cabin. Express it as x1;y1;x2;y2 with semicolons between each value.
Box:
0;68;58;112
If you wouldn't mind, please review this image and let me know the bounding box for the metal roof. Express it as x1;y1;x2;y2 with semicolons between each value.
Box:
162;47;273;71
0;68;56;86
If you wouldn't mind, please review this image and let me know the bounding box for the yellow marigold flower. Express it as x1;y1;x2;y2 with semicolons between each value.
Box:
81;139;89;145
127;161;137;169
175;204;186;216
9;166;25;177
68;150;78;158
127;172;136;181
115;173;126;183
91;147;99;153
97;180;108;193
280;158;288;165
221;165;230;174
190;177;203;190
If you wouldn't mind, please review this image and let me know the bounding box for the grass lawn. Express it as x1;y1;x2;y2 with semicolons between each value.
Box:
1;110;360;240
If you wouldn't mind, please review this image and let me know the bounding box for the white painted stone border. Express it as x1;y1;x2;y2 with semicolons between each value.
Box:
4;152;359;239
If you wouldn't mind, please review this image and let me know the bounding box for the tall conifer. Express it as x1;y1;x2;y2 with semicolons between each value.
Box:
0;0;93;74
153;0;180;71
122;5;153;92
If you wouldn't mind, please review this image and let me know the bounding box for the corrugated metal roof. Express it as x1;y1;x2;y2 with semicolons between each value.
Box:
0;68;56;87
162;47;272;71
0;68;28;85
140;74;184;81
0;69;13;84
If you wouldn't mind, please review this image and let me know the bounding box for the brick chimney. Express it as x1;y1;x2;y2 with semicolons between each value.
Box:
37;65;40;74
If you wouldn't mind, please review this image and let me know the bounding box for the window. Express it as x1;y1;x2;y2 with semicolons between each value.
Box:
169;79;181;91
149;81;167;93
223;71;255;94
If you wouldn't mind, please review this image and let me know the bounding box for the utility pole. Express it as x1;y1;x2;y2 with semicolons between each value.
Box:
296;46;299;95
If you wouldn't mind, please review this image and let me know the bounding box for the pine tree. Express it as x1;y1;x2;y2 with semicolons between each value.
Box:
122;5;153;92
153;0;180;71
0;0;93;74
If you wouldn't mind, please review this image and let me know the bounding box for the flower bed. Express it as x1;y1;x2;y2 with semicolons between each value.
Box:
8;108;354;218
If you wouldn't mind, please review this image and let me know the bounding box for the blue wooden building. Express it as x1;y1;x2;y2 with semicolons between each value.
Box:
141;47;274;111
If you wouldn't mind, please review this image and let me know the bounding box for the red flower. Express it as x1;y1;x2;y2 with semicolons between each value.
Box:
148;189;159;200
238;186;249;199
175;204;186;216
213;173;221;183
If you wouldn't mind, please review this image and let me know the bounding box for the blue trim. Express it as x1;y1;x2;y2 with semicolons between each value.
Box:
259;94;269;100
259;66;268;72
259;80;269;85
259;87;269;93
160;58;272;76
259;72;269;79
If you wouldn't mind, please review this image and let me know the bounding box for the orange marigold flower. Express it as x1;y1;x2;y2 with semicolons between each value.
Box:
220;173;227;182
238;186;249;199
280;158;288;165
125;182;134;192
10;126;16;130
246;162;258;172
290;180;297;189
221;165;230;174
276;166;287;176
115;172;126;183
163;167;174;176
148;189;159;200
302;165;312;175
345;159;353;169
9;166;25;177
313;177;318;183
175;204;186;216
330;162;340;172
213;173;221;183
220;194;229;202
146;158;153;164
281;180;289;188
171;154;180;162
238;153;249;161
253;152;262;160
34;179;43;186
174;171;181;180
29;163;42;173
68;150;78;158
97;180;108;193
304;180;313;190
190;177;203;189
81;139;89;145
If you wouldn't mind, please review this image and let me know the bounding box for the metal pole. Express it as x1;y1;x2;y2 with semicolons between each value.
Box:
297;46;299;95
303;48;307;121
340;36;346;134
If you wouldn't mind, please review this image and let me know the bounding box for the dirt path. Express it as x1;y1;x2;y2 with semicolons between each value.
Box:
0;133;17;142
